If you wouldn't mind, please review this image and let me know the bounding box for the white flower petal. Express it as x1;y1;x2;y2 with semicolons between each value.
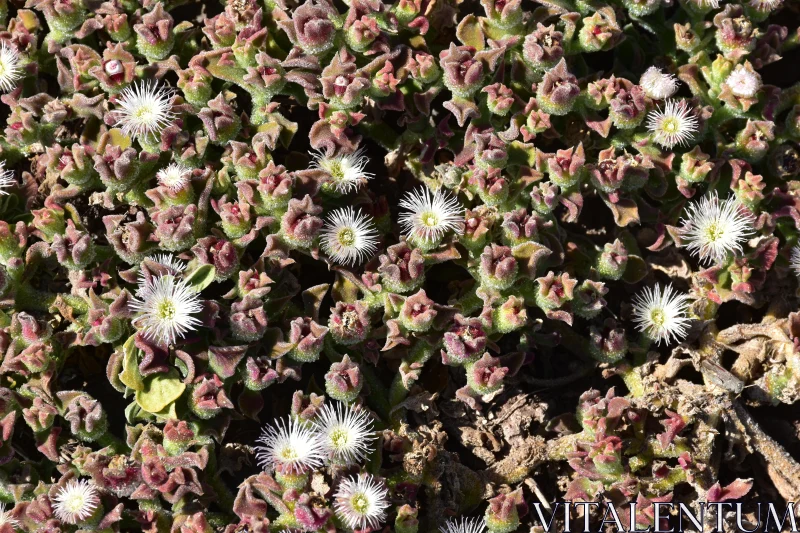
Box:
333;473;389;531
312;402;375;465
646;99;699;149
680;193;754;265
398;186;464;244
321;207;379;266
632;284;692;346
255;416;325;475
52;479;100;525
130;274;203;345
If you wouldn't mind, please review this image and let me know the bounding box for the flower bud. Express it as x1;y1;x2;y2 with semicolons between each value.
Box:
483;83;515;116
178;65;214;107
530;181;559;215
134;4;175;61
578;9;623;53
462;207;496;251
439;43;484;99
378;241;425;293
189;374;234;419
103;212;155;264
192;236;239;280
325;354;362;403
714;5;757;60
399;289;438;333
230;296;269;342
287;317;328;363
467;353;508;395
597;239;628;280
212;196;253;239
485;489;526;533
573;280;608;319
443;314;487;366
609;85;647;130
492;295;527;333
479;244;518;290
62;393;108;442
163;419;196;456
329;300;371;346
395;504;419;533
523;23;564;71
545;144;586;189
679;146;715;184
237;162;293;215
23;397;58;433
281;195;323;249
152;204;197;252
279;0;337;55
243;355;279;391
536;59;579;116
52;220;95;270
535;271;577;311
199;93;242;145
735;119;775;162
589;319;628;363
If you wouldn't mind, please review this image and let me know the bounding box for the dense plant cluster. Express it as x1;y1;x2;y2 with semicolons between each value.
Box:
0;0;798;530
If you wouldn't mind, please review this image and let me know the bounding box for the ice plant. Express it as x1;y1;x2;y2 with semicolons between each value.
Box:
680;193;754;265
312;148;373;194
333;473;390;531
646;99;699;148
748;0;782;11
156;162;192;192
112;80;175;140
147;253;187;274
320;207;379;266
0;503;19;530
632;284;692;345
129;274;203;345
0;162;15;195
639;67;678;100
725;65;762;98
440;517;487;533
790;245;800;278
52;479;100;525
0;42;22;92
312;401;375;465
399;186;464;249
255;416;324;474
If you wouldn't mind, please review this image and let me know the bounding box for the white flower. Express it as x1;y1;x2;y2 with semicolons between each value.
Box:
321;207;379;266
399;186;464;244
725;65;762;98
157;162;192;192
646;99;699;149
312;147;373;194
790;245;800;278
255;416;325;475
113;80;175;140
52;479;100;525
0;503;19;530
749;0;782;11
0;162;15;195
695;0;720;8
680;193;754;265
0;42;22;92
639;67;678;100
440;517;487;533
130;274;203;345
313;402;376;465
632;284;692;346
146;253;187;274
333;473;390;531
